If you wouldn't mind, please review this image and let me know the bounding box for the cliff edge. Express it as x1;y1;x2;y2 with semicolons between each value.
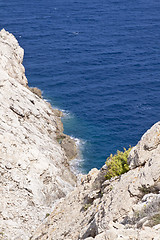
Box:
31;125;160;239
0;29;77;239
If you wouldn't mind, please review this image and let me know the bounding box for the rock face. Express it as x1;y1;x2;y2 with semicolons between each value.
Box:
0;29;77;239
0;29;27;86
128;122;160;170
31;122;160;240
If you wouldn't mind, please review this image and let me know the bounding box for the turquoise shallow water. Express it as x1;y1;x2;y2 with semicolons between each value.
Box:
1;0;160;173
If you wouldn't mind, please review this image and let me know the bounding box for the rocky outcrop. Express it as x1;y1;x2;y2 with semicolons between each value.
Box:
128;122;160;169
0;29;27;86
31;122;160;240
0;29;77;239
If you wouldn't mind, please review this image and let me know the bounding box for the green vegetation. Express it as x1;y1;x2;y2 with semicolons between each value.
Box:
105;147;132;180
138;183;160;199
132;202;160;227
0;232;4;240
45;213;50;218
149;213;160;227
83;203;92;211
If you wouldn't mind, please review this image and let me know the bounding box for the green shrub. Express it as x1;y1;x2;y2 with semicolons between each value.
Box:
83;203;91;211
149;213;160;227
138;182;160;199
105;147;132;180
45;213;50;218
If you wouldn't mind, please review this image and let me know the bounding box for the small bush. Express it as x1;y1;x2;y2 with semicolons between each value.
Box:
149;213;160;227
138;182;160;199
105;147;132;180
83;203;91;211
45;213;50;218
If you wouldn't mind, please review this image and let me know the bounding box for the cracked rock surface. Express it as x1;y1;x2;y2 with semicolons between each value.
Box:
0;29;77;239
31;122;160;240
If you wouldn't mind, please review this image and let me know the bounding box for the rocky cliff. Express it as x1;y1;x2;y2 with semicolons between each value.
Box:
31;123;160;240
0;29;160;240
0;29;77;240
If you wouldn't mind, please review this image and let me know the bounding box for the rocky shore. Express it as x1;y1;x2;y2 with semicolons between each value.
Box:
0;29;160;240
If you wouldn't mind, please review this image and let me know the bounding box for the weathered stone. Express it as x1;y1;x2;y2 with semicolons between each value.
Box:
27;86;42;98
0;29;77;239
0;28;27;86
128;121;160;169
60;134;78;160
31;122;160;240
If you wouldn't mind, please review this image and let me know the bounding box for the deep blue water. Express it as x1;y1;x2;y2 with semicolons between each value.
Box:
1;0;160;173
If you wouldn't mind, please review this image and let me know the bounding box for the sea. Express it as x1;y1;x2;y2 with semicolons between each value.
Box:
1;0;160;173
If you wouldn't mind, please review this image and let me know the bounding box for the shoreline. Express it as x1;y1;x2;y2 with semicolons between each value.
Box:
41;94;86;174
27;85;79;165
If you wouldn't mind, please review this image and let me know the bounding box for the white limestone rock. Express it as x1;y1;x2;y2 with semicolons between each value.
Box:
0;29;77;239
128;121;160;169
0;29;27;86
31;122;160;240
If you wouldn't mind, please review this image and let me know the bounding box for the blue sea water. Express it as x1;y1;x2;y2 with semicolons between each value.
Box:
1;0;160;173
